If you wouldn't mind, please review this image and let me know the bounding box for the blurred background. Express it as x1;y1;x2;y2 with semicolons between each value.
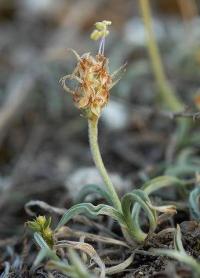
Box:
0;0;200;243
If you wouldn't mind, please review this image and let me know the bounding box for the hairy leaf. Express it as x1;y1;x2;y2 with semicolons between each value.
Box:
132;176;185;238
189;186;200;220
105;254;134;275
33;232;59;266
76;184;112;205
174;225;186;254
141;176;185;194
165;149;200;178
56;203;125;230
55;241;105;278
47;249;97;278
122;189;157;242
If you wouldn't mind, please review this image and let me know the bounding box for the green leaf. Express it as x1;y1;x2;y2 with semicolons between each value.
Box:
0;262;10;278
174;225;186;254
33;232;59;266
27;221;41;232
188;131;200;146
122;189;157;242
55;240;105;277
47;260;76;277
165;164;200;177
47;248;100;278
68;248;97;278
76;184;112;205
165;149;200;178
131;176;185;238
189;186;200;220
56;203;125;230
177;149;195;164
44;216;52;229
34;232;50;250
141;175;185;194
105;254;134;275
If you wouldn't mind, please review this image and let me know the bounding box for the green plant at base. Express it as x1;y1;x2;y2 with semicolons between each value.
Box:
56;175;188;244
58;21;191;244
26;17;200;276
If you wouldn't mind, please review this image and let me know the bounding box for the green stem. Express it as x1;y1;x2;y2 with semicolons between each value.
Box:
88;118;137;245
88;118;122;212
139;0;190;146
139;0;183;112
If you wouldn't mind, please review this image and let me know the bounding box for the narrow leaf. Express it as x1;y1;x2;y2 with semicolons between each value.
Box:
141;176;185;194
132;175;185;237
55;241;105;278
33;233;59;266
122;189;157;242
189;186;200;220
174;225;186;254
76;184;112;205
56;203;125;230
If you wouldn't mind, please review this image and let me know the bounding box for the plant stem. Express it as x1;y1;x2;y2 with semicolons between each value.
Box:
88;118;139;245
139;0;190;145
139;0;183;112
88;118;122;212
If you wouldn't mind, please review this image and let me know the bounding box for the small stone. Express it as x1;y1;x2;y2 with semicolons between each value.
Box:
102;100;129;130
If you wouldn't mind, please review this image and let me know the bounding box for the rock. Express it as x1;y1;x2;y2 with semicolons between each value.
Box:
20;0;65;18
102;100;129;130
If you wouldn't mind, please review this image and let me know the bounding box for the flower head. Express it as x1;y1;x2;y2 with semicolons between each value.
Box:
27;215;54;247
60;20;125;120
90;20;112;41
60;52;114;119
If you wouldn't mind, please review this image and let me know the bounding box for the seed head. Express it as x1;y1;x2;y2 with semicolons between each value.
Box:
60;51;120;120
60;20;125;120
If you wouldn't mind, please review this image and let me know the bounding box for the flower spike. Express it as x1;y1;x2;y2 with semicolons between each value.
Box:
90;20;112;55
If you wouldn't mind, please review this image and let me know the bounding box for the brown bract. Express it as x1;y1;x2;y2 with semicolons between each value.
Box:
60;50;124;119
